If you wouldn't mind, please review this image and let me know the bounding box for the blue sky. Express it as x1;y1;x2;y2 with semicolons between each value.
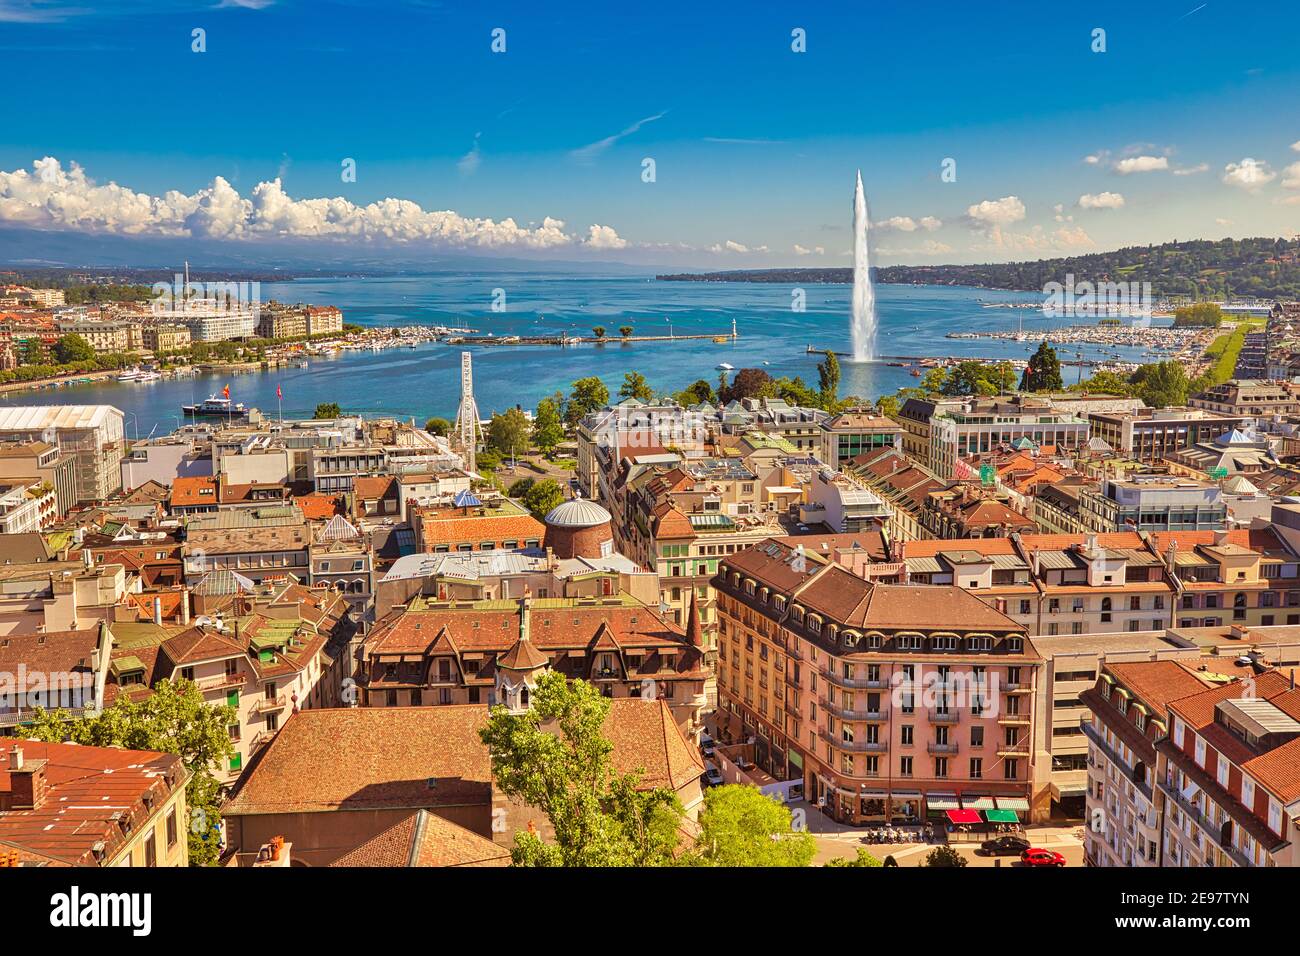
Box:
2;0;1299;267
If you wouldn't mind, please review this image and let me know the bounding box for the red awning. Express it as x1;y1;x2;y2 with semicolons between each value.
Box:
945;809;981;825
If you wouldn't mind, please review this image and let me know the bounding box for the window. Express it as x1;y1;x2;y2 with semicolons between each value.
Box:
899;756;912;777
969;758;982;779
1268;798;1283;835
166;808;178;848
1194;735;1206;767
1004;758;1019;780
1242;776;1255;811
144;828;157;867
900;725;913;746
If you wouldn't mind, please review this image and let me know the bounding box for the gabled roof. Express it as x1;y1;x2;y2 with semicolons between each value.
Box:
328;809;510;867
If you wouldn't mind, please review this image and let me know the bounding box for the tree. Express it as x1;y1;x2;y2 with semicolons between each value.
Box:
424;416;452;436
1072;370;1132;396
877;395;901;417
720;368;773;404
1129;360;1190;408
817;350;841;409
825;847;883;867
567;376;610;425
507;477;536;498
773;375;819;408
52;333;95;364
1020;342;1063;392
313;402;342;419
521;477;565;520
478;672;683;866
693;785;817;867
487;408;532;456
924;845;968;867
619;325;633;339
619;371;654;402
674;379;716;406
16;679;234;866
532;397;565;455
1172;302;1223;328
592;326;606;339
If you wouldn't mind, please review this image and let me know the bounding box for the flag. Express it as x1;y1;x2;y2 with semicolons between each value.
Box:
222;384;230;399
276;384;282;399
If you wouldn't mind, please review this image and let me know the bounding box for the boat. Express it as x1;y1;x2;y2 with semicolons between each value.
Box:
716;362;735;371
116;368;145;382
182;395;248;418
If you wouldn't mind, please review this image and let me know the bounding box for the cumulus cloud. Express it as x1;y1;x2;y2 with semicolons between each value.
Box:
793;244;825;256
1215;218;1234;226
584;224;626;249
1172;163;1209;176
966;196;1026;228
1222;157;1276;189
1077;191;1125;210
1281;161;1300;190
1292;140;1300;152
1115;155;1169;174
0;157;617;251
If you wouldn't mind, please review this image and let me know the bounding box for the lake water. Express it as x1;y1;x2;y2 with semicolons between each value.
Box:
3;274;1160;436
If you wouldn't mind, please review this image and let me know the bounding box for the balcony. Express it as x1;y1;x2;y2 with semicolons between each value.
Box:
818;730;887;753
819;696;886;721
818;666;882;690
251;694;287;715
997;714;1031;726
927;742;959;755
928;708;960;725
1078;717;1153;801
0;705;92;728
195;672;245;693
996;742;1030;758
1157;778;1251;866
249;729;277;751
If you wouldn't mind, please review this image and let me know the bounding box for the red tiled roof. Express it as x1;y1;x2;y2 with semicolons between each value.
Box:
328;809;509;867
169;476;218;508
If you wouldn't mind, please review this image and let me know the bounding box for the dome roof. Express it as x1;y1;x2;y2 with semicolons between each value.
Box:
544;497;612;528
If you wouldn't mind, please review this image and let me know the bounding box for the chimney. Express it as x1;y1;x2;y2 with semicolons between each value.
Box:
153;596;163;626
7;745;48;811
181;587;191;626
82;548;94;571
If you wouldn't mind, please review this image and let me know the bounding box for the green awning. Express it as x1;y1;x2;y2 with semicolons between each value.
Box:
985;809;1019;823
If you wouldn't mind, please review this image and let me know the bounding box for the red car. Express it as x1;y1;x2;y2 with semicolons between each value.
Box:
1020;848;1066;867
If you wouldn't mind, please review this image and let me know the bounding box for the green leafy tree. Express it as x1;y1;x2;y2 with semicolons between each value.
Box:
720;368;774;404
478;672;683;866
592;326;606;339
876;395;901;417
675;379;716;406
817;350;841;409
487;407;532;456
774;375;819;408
522;477;565;519
826;847;883;867
52;333;95;364
1020;342;1063;392
532;397;565;455
313;402;342;419
924;845;968;867
16;679;234;866
1129;360;1190;408
694;785;817;867
1071;371;1133;396
507;477;536;498
619;325;633;339
567;376;610;425
619;371;655;402
424;416;452;436
1172;302;1223;328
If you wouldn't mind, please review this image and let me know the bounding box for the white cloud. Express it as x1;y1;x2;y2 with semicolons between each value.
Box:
1222;157;1276;189
1115;155;1169;174
457;133;482;176
569;111;668;164
709;240;751;254
0;157;613;251
918;216;942;231
1173;163;1209;176
875;215;943;233
1083;152;1107;166
584;224;626;249
1281;161;1300;189
1077;191;1125;210
1292;140;1300;152
1215;218;1233;226
966;196;1025;227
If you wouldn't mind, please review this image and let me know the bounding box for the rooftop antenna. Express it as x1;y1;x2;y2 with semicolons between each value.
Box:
453;350;483;473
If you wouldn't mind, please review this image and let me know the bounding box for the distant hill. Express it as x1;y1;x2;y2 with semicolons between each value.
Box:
658;237;1300;299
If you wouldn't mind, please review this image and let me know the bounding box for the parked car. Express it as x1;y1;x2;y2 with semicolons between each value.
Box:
980;836;1031;856
704;764;724;787
1020;848;1066;867
699;733;716;758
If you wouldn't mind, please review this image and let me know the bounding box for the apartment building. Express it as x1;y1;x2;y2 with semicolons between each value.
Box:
142;322;191;353
412;495;546;554
1078;476;1228;534
928;398;1090;480
1080;660;1214;866
848;447;950;542
0;405;125;503
182;509;312;585
818;408;902;468
1158;667;1300;867
362;592;710;735
0;741;188;867
0;440;77;518
1087;406;1245;462
1189;379;1300;418
54;317;137;354
713;539;1044;825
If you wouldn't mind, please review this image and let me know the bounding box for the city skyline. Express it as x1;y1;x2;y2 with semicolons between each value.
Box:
1;0;1299;267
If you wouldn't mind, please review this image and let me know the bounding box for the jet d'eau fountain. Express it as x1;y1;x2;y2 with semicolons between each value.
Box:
849;169;877;362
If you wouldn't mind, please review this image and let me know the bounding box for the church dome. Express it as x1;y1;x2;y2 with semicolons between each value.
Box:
544;497;612;528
